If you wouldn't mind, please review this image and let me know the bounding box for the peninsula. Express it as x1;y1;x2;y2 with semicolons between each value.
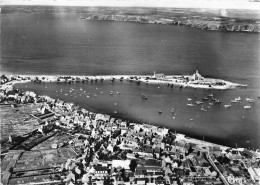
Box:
1;71;247;90
78;8;260;33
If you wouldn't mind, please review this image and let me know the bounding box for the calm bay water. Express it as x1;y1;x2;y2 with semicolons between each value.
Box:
2;12;260;148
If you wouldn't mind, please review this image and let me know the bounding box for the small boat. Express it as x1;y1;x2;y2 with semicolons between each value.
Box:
141;93;148;99
203;97;209;101
224;105;231;108
117;91;120;94
231;100;239;103
79;16;86;20
246;98;255;103
171;108;175;113
244;105;251;109
212;98;217;101
208;94;214;97
196;101;203;105
201;107;207;111
187;98;192;101
235;97;242;101
209;102;213;105
120;77;124;81
187;103;196;107
110;91;113;95
215;99;222;103
158;110;162;114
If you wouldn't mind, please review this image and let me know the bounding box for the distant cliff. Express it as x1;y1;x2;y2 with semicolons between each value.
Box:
80;14;260;33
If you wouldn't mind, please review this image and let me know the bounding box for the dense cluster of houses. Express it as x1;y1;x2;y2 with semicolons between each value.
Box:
0;75;259;185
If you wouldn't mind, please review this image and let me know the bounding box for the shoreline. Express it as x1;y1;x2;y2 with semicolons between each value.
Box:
82;16;260;33
0;74;250;151
2;71;247;90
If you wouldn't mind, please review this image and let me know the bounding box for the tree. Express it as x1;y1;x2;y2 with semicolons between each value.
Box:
1;74;7;79
120;168;126;181
129;159;137;172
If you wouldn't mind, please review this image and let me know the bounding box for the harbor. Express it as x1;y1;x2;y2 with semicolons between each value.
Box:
1;76;260;185
2;74;260;149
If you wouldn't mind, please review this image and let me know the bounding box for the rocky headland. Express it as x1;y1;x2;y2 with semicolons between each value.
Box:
81;14;260;32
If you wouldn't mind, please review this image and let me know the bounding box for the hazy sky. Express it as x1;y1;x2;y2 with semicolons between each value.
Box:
1;0;260;10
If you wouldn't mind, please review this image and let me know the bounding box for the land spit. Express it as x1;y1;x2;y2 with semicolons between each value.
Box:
2;71;247;90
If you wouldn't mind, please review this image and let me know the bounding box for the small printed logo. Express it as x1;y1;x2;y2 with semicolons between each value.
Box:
227;174;246;185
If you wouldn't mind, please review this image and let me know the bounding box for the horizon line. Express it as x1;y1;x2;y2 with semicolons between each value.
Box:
1;0;260;10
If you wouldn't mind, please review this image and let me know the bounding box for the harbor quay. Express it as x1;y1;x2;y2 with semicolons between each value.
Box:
0;75;259;185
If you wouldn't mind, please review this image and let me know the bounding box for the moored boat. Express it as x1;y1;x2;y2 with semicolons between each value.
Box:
196;101;203;105
246;98;255;103
215;99;222;103
208;94;213;97
187;103;196;107
224;104;231;108
201;107;207;111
